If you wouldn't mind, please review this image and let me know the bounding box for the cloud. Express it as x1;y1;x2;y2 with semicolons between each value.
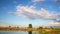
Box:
50;21;60;26
32;0;45;3
8;5;60;26
9;5;60;20
50;18;60;26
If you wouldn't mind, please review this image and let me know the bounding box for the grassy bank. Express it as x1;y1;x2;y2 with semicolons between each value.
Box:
38;28;60;34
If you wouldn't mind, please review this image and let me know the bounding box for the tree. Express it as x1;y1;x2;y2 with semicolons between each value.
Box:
9;26;11;27
29;24;32;28
28;24;32;34
38;26;43;29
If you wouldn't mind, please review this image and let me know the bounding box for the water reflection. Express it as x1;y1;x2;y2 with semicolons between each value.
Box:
0;31;39;34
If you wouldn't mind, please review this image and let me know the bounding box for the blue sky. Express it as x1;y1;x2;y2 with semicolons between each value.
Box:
0;0;60;27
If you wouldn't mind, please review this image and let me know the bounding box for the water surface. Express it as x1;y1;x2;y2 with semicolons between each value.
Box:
0;31;39;34
0;31;28;34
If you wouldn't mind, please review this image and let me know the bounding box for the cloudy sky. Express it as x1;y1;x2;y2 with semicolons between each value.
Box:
0;0;60;27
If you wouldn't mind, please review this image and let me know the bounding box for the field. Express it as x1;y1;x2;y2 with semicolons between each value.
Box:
38;28;60;34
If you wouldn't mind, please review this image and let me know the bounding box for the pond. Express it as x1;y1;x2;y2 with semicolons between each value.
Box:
0;31;39;34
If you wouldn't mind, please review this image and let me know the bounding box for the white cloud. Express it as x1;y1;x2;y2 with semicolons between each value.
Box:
32;0;45;3
8;5;60;26
50;21;60;26
10;5;60;20
9;5;60;20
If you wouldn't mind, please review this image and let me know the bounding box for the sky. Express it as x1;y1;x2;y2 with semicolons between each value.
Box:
0;0;60;27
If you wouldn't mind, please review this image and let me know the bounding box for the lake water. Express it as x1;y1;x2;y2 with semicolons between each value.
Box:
0;31;39;34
